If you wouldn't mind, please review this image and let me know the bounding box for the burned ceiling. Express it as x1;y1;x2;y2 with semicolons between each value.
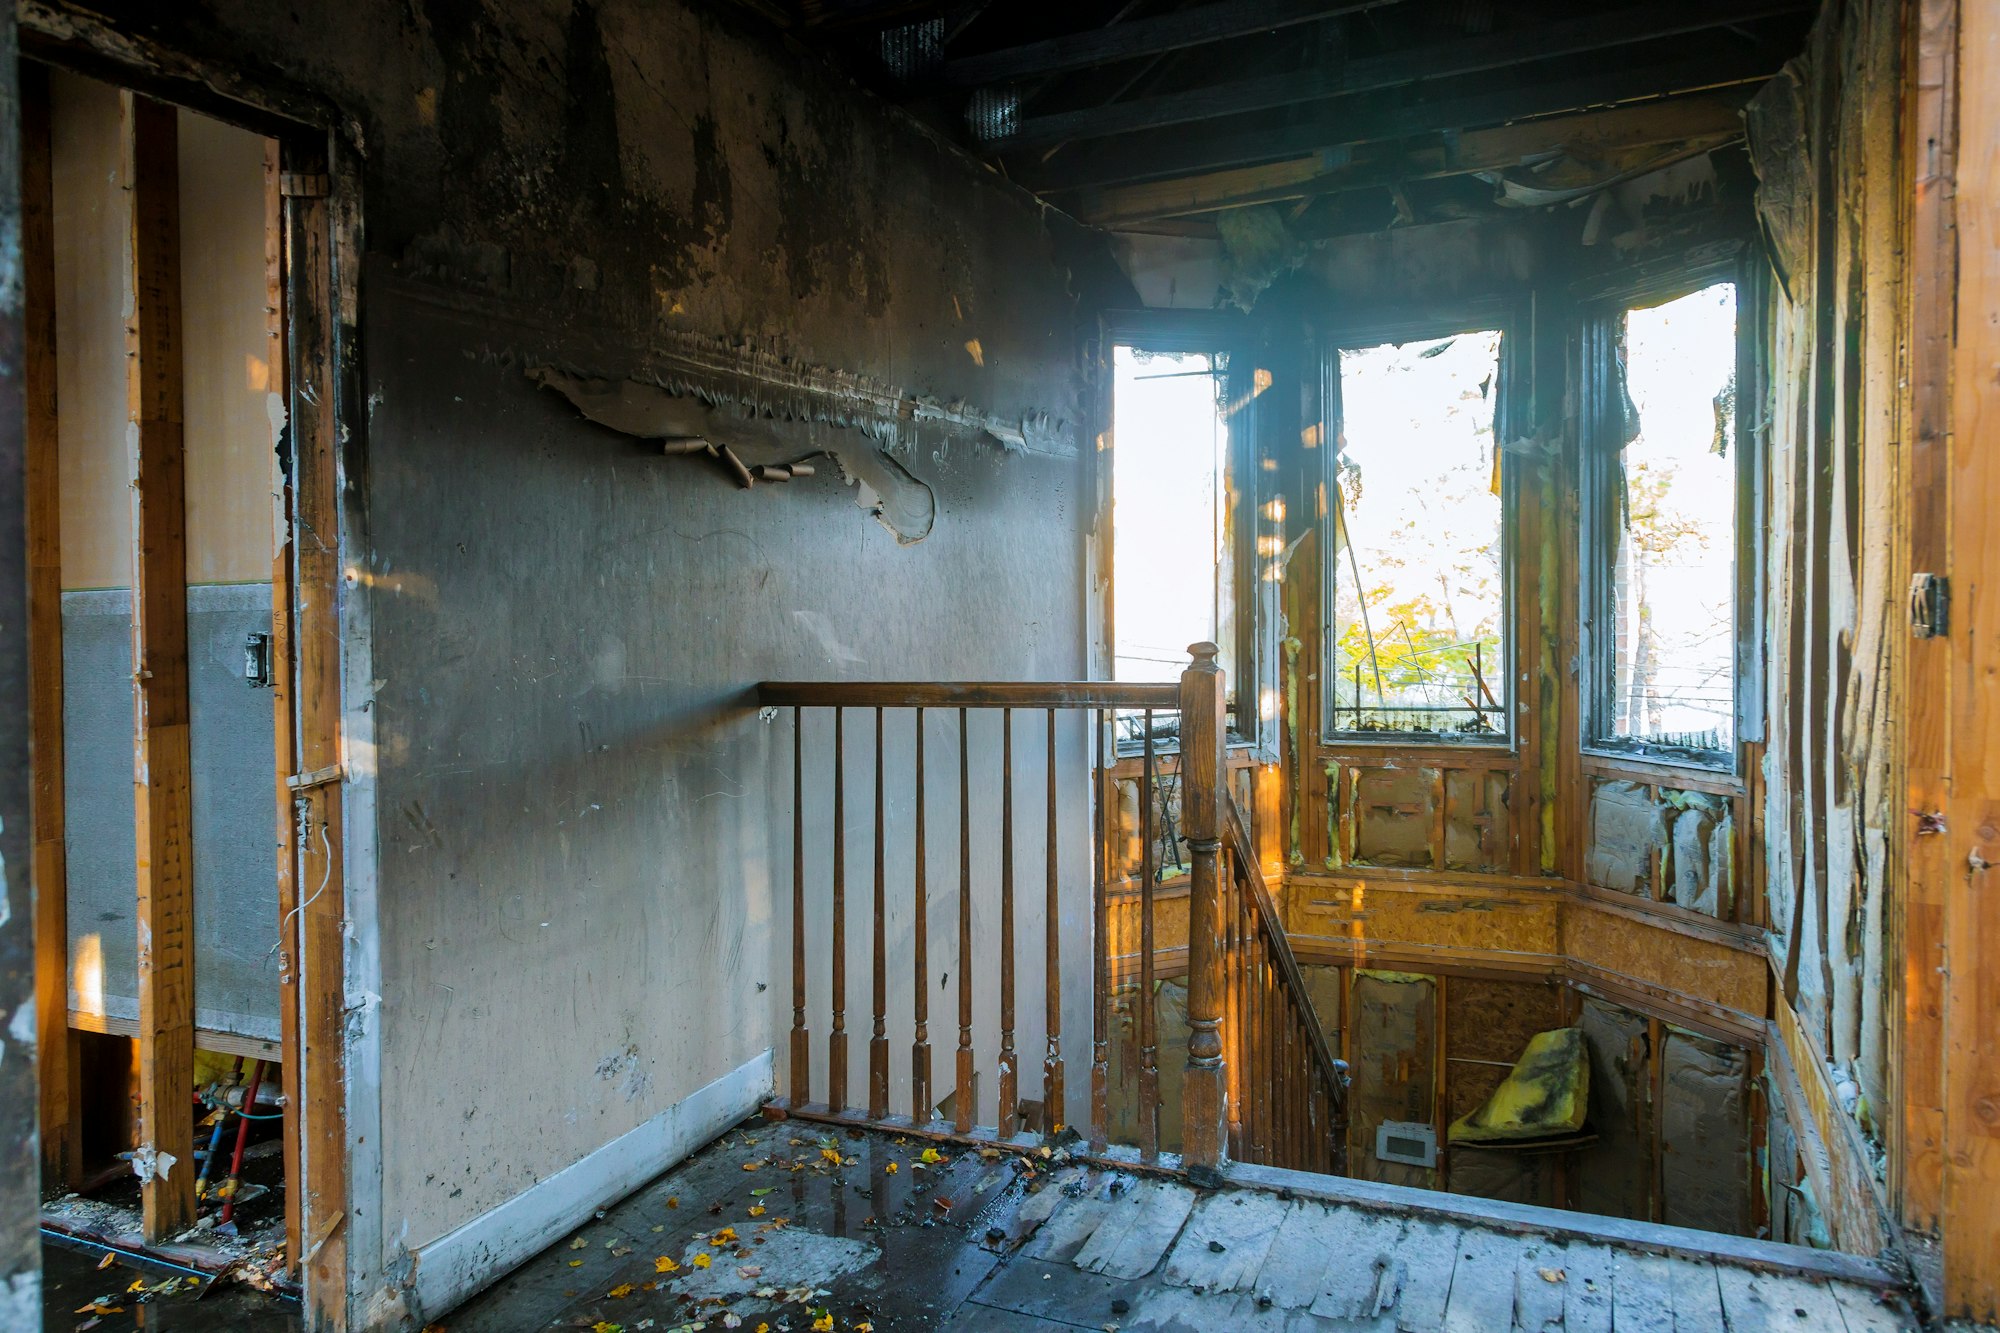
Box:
747;0;1812;238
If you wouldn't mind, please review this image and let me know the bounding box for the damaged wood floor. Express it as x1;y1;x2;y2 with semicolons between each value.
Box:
441;1117;1918;1332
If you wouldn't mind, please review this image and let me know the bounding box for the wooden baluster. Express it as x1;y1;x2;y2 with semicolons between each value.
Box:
870;708;890;1120
830;708;847;1112
1044;708;1063;1137
791;708;808;1104
1090;709;1110;1153
998;709;1018;1135
956;708;975;1134
1180;643;1229;1172
913;708;931;1123
1138;709;1159;1162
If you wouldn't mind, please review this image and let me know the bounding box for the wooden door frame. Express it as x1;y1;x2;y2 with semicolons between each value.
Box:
14;26;373;1328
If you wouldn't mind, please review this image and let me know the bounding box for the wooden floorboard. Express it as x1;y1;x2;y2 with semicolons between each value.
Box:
1666;1257;1728;1333
1441;1228;1522;1332
1162;1189;1289;1291
1072;1178;1195;1279
1305;1207;1403;1322
1252;1202;1346;1309
434;1116;1921;1332
1608;1250;1678;1333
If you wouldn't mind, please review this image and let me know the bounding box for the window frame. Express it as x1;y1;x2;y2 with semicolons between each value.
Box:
1575;251;1766;774
1096;311;1265;752
1316;303;1523;750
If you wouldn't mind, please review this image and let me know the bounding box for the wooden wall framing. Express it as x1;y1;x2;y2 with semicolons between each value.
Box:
22;61;81;1192
125;90;198;1241
14;46;350;1317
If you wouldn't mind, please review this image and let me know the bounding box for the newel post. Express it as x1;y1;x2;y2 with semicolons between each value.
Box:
1179;642;1229;1175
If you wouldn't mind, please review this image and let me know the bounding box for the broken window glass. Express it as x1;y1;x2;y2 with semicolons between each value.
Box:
1325;330;1507;738
1602;282;1738;756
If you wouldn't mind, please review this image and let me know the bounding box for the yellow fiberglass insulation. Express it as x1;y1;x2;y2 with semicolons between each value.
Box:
1448;1026;1591;1143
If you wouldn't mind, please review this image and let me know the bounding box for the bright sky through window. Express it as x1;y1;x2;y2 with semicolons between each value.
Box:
1329;330;1505;736
1610;282;1738;752
1111;346;1231;694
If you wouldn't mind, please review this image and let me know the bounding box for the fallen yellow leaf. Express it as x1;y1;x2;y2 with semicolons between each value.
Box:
591;1323;622;1333
748;1205;766;1217
607;1283;635;1298
885;1162;898;1174
568;1259;584;1268
920;1148;945;1164
820;1148;844;1166
692;1252;712;1270
667;1196;679;1208
742;1161;762;1172
710;1227;738;1246
812;1315;834;1332
655;1256;679;1274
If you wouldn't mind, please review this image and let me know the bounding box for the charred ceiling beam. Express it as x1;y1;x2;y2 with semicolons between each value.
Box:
980;0;1809;150
940;0;1404;86
1021;50;1778;193
1066;91;1752;224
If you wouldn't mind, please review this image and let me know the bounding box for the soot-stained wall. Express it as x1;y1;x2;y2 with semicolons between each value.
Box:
26;0;1094;1313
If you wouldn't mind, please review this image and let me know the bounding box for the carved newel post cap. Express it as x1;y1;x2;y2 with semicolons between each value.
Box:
1186;641;1221;669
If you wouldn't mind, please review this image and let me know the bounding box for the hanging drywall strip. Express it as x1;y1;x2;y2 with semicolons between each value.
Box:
22;61;81;1191
125;91;198;1241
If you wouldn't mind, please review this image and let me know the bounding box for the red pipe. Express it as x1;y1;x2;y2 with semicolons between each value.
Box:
219;1058;265;1225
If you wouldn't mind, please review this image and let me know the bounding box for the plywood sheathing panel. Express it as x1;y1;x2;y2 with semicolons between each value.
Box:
1444;977;1566;1127
1561;897;1766;1021
1347;970;1437;1189
1444;769;1511;874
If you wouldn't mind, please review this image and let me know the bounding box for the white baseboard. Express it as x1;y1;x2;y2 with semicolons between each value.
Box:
410;1049;774;1320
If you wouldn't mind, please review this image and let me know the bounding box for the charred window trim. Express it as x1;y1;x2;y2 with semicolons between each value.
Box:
1315;301;1523;750
1096;309;1266;754
1575;249;1766;775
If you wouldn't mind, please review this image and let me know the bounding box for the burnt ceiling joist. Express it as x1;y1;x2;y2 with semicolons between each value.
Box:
764;0;1812;229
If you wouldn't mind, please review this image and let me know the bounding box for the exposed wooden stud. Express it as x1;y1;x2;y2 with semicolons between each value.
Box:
22;60;81;1192
912;707;930;1122
830;707;848;1113
124;92;197;1243
1944;0;2000;1312
283;133;349;1328
1897;0;1956;1240
263;135;304;1275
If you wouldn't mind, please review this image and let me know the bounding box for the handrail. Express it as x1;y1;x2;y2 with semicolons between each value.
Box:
1225;795;1348;1109
757;680;1182;709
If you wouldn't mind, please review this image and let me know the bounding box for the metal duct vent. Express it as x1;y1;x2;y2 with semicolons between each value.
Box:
879;18;943;82
1375;1120;1438;1168
967;87;1019;143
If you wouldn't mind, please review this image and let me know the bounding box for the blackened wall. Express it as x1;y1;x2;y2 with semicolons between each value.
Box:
23;0;1092;1322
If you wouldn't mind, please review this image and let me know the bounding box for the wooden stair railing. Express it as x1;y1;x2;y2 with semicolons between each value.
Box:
1219;793;1351;1175
760;643;1342;1179
758;675;1191;1160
